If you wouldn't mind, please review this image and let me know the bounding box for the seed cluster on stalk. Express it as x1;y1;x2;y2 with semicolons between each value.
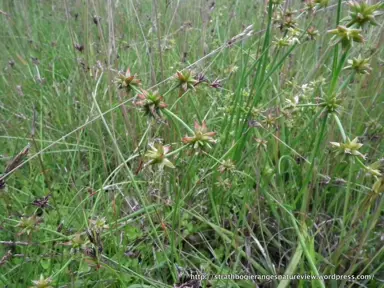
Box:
114;68;221;169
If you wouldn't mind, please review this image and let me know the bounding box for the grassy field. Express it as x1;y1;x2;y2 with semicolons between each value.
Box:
0;0;383;287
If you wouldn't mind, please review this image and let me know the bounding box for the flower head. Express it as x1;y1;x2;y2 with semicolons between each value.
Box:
218;159;236;174
182;121;217;151
32;195;51;210
63;233;87;251
328;25;364;48
287;27;301;37
255;138;268;149
210;79;223;89
195;73;209;85
262;113;279;128
277;10;298;31
372;177;384;194
144;143;175;169
344;55;372;74
115;68;141;92
89;216;109;231
319;95;343;113
273;37;291;47
330;137;365;159
273;36;299;48
134;90;167;119
215;177;232;190
366;159;384;177
305;0;316;12
31;274;53;288
17;215;41;236
345;1;383;27
306;26;319;40
174;70;198;97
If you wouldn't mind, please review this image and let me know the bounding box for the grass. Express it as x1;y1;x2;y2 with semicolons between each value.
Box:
0;0;383;287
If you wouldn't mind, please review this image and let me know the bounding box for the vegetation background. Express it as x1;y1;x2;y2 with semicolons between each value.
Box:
0;0;383;287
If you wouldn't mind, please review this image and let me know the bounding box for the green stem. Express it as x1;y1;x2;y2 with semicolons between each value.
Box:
337;72;355;93
299;112;328;215
167;144;189;156
163;109;194;134
331;0;343;81
260;44;297;89
333;113;347;142
290;215;326;288
52;258;72;278
257;0;274;88
295;103;322;107
336;0;343;25
355;157;369;171
163;84;179;97
330;49;350;95
342;158;354;228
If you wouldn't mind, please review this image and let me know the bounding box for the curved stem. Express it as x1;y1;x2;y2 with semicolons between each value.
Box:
167;144;188;156
333;113;347;142
163;108;194;134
